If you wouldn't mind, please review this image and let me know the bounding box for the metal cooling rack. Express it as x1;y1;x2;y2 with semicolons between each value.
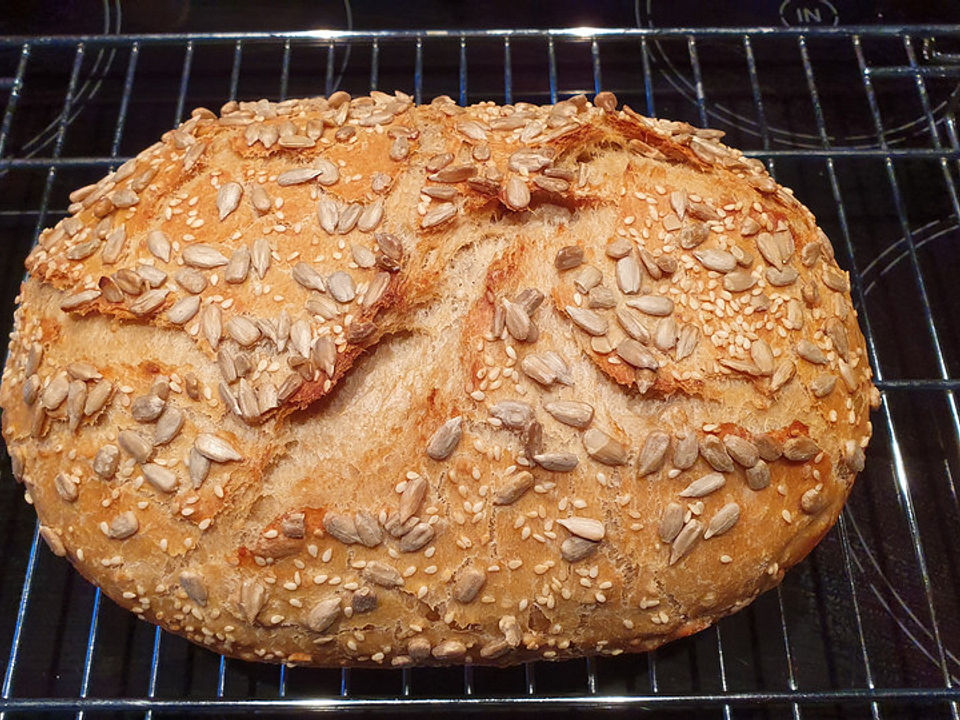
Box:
0;25;958;718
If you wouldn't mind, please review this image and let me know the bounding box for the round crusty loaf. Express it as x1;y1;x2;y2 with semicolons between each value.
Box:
0;90;878;667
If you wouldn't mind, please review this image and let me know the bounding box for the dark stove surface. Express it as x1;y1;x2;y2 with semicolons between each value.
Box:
0;5;958;719
2;0;960;37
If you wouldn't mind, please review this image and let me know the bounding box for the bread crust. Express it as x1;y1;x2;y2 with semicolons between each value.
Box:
0;91;877;667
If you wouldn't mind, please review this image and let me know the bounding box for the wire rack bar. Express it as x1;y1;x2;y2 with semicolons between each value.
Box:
0;43;30;160
0;687;956;713
503;37;512;105
1;25;960;46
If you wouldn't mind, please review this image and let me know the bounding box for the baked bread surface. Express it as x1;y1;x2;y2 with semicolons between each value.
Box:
0;90;877;667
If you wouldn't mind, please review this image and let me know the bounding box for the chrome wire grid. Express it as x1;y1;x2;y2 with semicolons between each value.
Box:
0;25;958;718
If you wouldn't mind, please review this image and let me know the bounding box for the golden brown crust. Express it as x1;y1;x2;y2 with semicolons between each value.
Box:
0;91;877;667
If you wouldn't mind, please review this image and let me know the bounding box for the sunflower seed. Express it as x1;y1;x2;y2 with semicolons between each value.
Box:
118;430;153;463
54;473;78;502
335;203;362;234
60;290;101;310
544;401;593;428
41;373;69;409
783;436;820;462
723;269;756;293
823;268;850;293
400;522;435;552
355;201;383;233
617;338;658;370
93;445;119;478
636;431;670;476
179;572;207;607
519;354;555;385
700;435;734;472
627;295;674;316
140;462;176;493
201;304;223;350
184;448;209;488
566;306;608;336
106;512;139;540
557;516;605;541
654;317;678;351
235;378;259;422
290;262;325;293
770;360;796;392
766;266;798;286
131;394;165;422
237;580;267;624
606;238;632;259
399;475;428;523
354;511;384;549
430;639;466;661
810;373;837;398
489;401;534;430
739;216;760;236
65;239;99;261
225;316;261;347
676;324;700;360
22;374;39;405
84;380;112;416
704;502;741;540
560;536;599;563
555;246;584;270
670;430;698;470
346;321;375;344
452;568;486;603
670;519;703;565
744;460;771;491
320;271;353;303
587;286;617;310
389;135;410;161
175;269;207;294
426;417;462;460
195;434;242;462
837;360;857;393
183;244;228;269
844;439;866;473
532;174;569;193
423;202;458;229
225;247;250;284
723;435;759;467
503;299;531;341
825;318;849;361
321;512;359;545
615;306;649;343
136;264;167;288
534;452;579;472
574;266;602;294
784;298;804;330
109;188;138;208
148;405;183;446
216;182;242;221
677;222;708;250
746;339;774;376
305;596;342;633
505;176;531;210
694;248;736;273
755;233;782;267
582;428;628;466
277;167;322;186
679;472;726;498
657;503;685;544
492;471;534;505
248;182;271;214
616;254;642;294
513;288;544;317
164;295;199;325
797;339;827;365
752;436;780;465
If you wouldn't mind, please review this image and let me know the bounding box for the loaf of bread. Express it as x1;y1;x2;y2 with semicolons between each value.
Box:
0;90;877;667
